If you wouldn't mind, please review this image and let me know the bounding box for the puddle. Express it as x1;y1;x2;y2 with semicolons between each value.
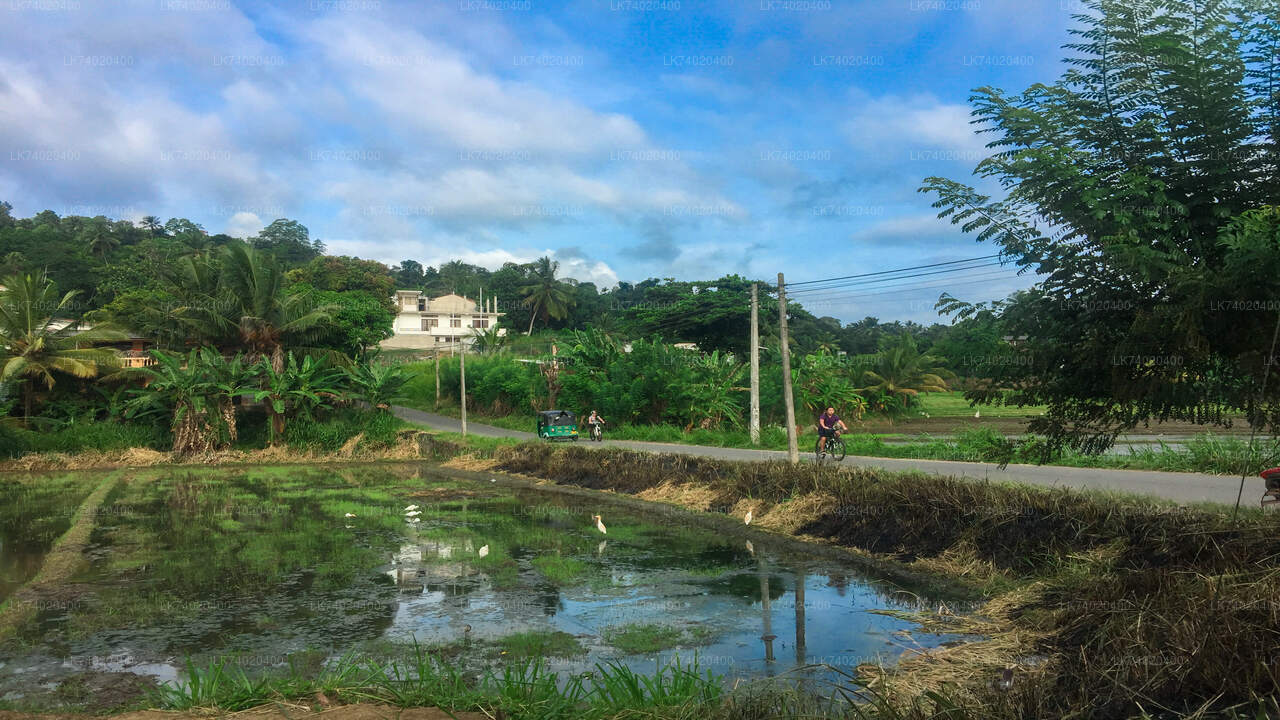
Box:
0;464;972;704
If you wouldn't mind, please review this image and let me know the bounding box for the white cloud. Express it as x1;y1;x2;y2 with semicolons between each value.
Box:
844;94;988;157
225;211;264;238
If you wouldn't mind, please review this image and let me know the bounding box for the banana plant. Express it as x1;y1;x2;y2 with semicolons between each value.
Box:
253;352;344;444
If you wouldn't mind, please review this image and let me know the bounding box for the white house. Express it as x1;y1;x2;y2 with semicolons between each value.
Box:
381;291;505;350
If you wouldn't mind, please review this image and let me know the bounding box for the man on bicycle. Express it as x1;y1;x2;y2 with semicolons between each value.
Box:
586;410;605;440
817;407;846;454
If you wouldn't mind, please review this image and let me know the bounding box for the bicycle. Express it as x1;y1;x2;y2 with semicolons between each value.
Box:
815;434;846;463
589;423;604;442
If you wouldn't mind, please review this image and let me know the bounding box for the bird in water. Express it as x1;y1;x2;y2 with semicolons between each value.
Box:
745;540;754;556
478;544;489;558
404;504;419;512
344;512;356;518
744;509;753;525
993;667;1014;692
592;514;607;534
597;540;607;556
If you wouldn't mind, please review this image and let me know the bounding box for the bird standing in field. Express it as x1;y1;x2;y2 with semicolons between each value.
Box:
592;514;607;534
344;513;356;518
744;509;753;525
478;544;489;558
974;410;981;419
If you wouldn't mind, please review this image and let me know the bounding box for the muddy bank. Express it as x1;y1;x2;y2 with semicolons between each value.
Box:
483;443;1280;718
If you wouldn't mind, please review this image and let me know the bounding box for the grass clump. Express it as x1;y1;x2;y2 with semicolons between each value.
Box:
531;555;589;584
604;623;715;654
497;630;586;659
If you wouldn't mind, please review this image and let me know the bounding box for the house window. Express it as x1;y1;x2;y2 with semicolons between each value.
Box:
450;317;462;328
473;319;489;329
417;298;426;311
421;317;439;330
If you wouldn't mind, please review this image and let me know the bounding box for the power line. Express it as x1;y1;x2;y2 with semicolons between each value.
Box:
784;253;1004;289
785;260;1011;296
791;270;1023;305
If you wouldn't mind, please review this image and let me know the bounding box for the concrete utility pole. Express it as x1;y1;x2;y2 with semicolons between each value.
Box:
749;283;761;445
434;351;441;410
460;337;468;437
777;273;798;463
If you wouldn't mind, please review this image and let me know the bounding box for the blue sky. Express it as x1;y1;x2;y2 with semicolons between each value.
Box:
0;0;1076;323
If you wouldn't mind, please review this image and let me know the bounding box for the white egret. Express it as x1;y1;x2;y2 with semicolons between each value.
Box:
406;510;421;517
404;504;419;512
478;545;489;558
974;410;981;419
592;514;607;534
744;509;753;525
407;517;421;524
344;513;356;518
745;540;754;556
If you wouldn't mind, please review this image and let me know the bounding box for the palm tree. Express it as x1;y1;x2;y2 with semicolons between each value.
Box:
0;272;125;421
859;335;954;407
181;242;336;370
139;215;165;236
346;360;409;411
520;257;573;334
79;217;119;259
471;325;506;355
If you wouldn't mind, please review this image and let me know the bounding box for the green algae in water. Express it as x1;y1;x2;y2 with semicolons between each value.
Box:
0;462;973;711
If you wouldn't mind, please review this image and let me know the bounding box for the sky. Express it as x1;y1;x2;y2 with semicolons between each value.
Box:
0;0;1077;324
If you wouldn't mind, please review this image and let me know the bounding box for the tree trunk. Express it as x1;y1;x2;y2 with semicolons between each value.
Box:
22;383;33;427
527;307;537;335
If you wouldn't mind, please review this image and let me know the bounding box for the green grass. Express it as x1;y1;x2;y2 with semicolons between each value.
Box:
497;630;587;659
531;555;589;584
911;391;1046;418
603;623;715;654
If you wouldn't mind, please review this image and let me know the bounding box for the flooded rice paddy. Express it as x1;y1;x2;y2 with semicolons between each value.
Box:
0;464;968;707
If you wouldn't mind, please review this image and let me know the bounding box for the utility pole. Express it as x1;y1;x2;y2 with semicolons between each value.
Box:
749;283;761;445
459;337;468;437
778;273;798;464
434;350;441;410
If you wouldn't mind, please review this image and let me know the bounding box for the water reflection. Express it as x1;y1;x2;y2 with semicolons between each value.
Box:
0;466;970;699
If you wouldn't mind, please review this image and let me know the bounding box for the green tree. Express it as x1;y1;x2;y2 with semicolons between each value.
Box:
921;0;1280;453
78;216;118;259
0;272;124;421
253;219;323;266
520;256;573;334
139;215;164;236
125;349;234;454
858;335;953;408
181;243;337;369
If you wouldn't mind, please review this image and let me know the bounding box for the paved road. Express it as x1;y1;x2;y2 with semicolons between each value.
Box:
392;406;1265;507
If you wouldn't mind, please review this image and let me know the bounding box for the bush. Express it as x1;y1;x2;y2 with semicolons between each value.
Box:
283;409;403;452
13;421;167;455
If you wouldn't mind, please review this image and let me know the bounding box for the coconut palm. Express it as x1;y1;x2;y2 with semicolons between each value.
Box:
0;272;124;421
346;360;409;411
859;335;954;406
79;217;119;259
139;215;165;236
181;242;337;370
519;257;573;334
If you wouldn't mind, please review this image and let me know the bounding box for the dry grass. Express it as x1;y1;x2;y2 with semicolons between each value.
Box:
636;481;726;511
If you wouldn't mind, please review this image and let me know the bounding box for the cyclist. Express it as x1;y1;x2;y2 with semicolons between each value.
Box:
816;406;847;454
586;410;605;441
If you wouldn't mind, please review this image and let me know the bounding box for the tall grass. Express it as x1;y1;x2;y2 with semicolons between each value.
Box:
152;649;724;719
